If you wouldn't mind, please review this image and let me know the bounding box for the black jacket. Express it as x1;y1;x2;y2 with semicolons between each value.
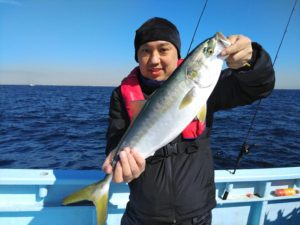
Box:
105;43;275;224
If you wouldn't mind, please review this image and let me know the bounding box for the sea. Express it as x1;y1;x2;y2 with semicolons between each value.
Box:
0;85;299;170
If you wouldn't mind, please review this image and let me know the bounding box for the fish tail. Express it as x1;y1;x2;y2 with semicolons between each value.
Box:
62;174;112;225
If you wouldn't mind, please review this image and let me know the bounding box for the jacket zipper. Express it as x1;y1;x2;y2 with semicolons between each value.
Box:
170;155;177;224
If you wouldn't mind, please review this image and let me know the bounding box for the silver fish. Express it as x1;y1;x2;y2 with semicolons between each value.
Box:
62;32;231;225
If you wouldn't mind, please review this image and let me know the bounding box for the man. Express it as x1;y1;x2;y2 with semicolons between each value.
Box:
102;17;275;225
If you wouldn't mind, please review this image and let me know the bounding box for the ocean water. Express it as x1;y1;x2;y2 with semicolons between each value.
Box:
0;85;299;170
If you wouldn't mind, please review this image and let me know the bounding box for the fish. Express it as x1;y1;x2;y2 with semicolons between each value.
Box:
62;32;231;225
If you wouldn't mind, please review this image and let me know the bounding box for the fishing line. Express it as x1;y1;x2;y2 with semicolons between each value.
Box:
232;0;298;174
273;0;298;67
186;0;209;55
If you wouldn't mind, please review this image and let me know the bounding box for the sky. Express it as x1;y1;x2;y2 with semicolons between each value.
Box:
0;0;299;89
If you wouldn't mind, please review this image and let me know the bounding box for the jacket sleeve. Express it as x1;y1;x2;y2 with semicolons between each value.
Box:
208;42;275;113
105;87;130;155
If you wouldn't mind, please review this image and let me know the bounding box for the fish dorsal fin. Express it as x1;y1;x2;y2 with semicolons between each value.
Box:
179;87;197;109
130;100;146;121
197;104;207;123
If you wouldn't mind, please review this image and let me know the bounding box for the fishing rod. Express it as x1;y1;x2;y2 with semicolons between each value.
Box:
186;0;209;55
231;0;299;175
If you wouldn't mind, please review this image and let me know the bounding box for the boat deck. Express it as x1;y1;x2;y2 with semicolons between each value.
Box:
0;167;299;225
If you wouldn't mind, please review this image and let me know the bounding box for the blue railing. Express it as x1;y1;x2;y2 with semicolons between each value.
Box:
0;167;299;225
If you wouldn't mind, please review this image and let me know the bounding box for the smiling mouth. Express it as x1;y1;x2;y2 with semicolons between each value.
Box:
149;68;162;72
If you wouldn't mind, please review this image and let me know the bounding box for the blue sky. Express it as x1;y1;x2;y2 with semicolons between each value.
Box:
0;0;299;89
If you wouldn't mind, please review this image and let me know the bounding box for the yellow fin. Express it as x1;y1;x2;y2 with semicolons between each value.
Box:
62;183;96;205
197;104;207;123
62;174;112;225
179;87;196;109
94;190;109;225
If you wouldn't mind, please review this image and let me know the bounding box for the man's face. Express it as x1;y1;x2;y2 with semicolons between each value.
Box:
137;41;178;81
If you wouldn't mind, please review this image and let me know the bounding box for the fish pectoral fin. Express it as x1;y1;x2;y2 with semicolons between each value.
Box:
196;104;207;123
62;174;112;225
130;100;146;121
179;87;197;109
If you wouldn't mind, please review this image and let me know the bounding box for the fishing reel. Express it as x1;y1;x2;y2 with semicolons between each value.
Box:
231;142;258;174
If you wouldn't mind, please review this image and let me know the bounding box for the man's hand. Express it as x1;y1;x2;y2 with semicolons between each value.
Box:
220;35;253;69
102;147;146;183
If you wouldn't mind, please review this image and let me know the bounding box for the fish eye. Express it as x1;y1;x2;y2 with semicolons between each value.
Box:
202;46;214;55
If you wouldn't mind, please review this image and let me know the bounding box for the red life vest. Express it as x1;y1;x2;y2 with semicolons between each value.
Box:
120;62;205;139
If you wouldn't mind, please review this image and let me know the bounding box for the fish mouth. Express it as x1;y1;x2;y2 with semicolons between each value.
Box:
216;32;231;47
